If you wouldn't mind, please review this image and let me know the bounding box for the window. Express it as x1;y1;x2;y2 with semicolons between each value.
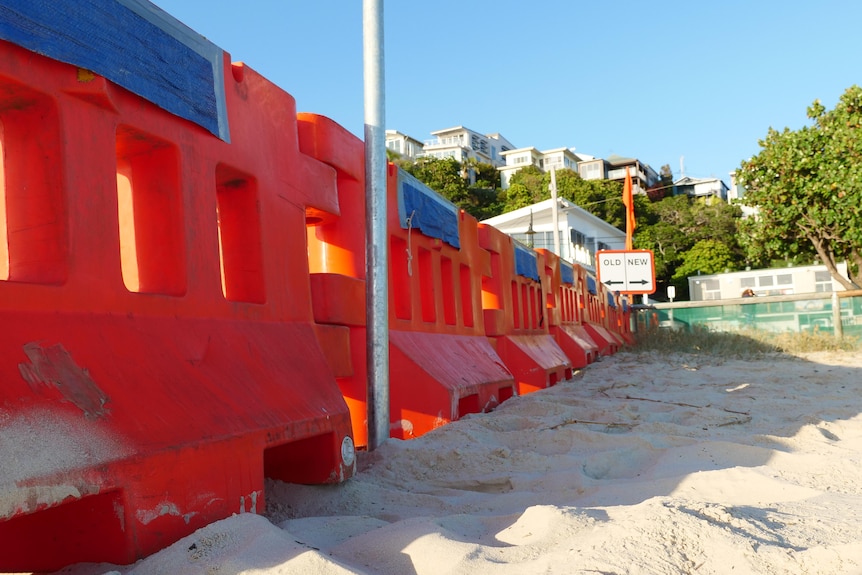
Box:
815;270;834;292
702;279;721;300
570;228;586;247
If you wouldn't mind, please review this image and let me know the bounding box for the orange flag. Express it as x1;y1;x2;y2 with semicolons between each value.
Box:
622;167;636;250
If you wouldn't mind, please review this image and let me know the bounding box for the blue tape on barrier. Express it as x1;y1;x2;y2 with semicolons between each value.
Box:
0;0;229;141
398;169;460;249
607;292;616;308
514;243;539;281
560;261;574;285
587;276;597;295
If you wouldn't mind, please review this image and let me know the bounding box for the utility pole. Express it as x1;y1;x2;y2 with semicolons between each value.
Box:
550;166;560;256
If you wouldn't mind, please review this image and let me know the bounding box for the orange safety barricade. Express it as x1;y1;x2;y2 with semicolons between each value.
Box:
301;118;515;446
603;290;630;349
478;225;572;395
0;40;355;571
580;267;621;355
609;292;635;345
536;249;599;368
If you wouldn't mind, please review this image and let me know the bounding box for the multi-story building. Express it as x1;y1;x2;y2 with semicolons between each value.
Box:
420;125;515;167
578;154;660;195
498;147;582;189
387;126;662;201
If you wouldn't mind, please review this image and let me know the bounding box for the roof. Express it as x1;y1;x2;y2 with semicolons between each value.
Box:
674;176;729;189
480;198;625;236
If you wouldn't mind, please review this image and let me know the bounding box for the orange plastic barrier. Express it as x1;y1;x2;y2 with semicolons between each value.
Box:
300;117;515;446
579;267;622;355
478;225;572;395
536;249;599;368
0;41;355;571
609;293;635;345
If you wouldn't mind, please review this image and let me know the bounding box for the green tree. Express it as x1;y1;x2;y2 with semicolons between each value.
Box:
636;195;744;296
465;161;504;220
647;164;674;201
499;165;546;212
672;239;737;281
401;156;470;206
737;85;862;289
397;156;506;220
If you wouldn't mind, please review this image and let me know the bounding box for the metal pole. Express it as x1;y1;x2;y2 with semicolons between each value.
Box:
550;167;560;256
363;0;389;450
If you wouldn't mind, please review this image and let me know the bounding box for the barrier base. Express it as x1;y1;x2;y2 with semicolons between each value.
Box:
583;323;620;356
553;324;599;368
494;334;572;395
0;312;354;571
388;331;516;440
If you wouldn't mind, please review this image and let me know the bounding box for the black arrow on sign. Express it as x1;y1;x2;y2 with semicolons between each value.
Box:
604;280;625;286
630;279;649;285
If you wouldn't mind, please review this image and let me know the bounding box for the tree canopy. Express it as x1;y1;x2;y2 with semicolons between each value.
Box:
736;85;862;289
396;156;504;220
634;195;744;297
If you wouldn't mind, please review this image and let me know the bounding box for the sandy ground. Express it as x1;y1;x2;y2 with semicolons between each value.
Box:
42;349;862;574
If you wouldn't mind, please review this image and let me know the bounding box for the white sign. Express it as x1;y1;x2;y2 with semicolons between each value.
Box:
596;250;656;294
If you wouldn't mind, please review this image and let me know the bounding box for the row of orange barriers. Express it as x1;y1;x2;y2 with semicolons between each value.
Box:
0;10;631;573
300;113;633;448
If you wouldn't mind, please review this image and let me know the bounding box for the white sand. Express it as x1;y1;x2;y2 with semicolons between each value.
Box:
41;350;862;574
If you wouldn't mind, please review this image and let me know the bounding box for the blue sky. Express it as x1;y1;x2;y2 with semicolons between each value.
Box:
152;0;862;184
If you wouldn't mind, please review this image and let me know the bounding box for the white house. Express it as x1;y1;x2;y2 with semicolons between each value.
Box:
674;176;729;201
385;129;424;160
480;198;626;269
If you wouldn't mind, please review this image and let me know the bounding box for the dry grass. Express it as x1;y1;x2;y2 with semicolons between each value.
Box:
632;324;860;358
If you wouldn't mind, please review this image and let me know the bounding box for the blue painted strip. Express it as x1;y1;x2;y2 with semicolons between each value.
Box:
560;261;574;285
398;169;460;249
0;0;229;141
607;292;617;308
587;276;597;295
514;243;539;282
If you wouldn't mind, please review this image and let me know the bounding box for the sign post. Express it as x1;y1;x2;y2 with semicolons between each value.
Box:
596;250;656;295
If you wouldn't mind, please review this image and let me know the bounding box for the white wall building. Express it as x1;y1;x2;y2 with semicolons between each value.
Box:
674;176;730;201
688;263;849;301
498;147;582;189
480;198;626;269
385;129;424;160
421;126;515;167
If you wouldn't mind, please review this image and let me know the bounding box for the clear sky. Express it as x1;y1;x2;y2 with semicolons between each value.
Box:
152;0;862;185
